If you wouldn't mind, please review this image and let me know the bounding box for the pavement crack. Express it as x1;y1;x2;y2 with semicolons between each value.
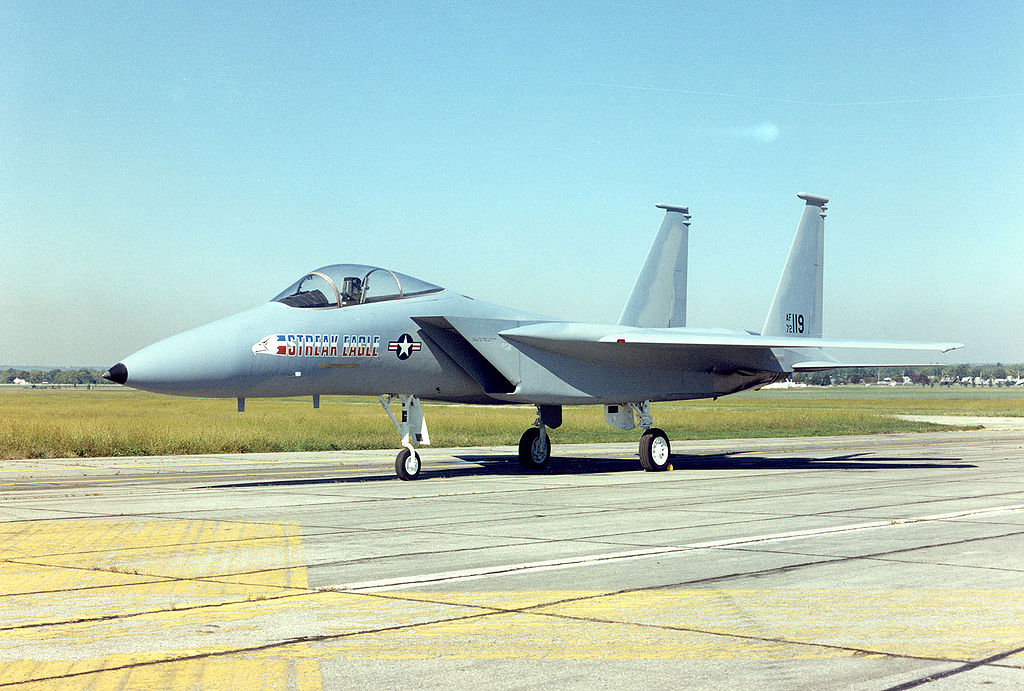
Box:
882;644;1024;689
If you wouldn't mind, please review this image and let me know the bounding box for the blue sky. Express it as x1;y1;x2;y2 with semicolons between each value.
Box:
3;2;1022;366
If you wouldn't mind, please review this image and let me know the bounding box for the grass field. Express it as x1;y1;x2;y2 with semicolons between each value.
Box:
1;387;1020;460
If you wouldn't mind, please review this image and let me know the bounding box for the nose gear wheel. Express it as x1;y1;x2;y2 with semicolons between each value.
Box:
395;447;421;480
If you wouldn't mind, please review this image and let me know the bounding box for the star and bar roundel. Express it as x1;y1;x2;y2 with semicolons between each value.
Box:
388;333;422;360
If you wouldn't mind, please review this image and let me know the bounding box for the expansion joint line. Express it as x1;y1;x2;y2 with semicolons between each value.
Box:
0;592;311;633
0;557;318;599
340;586;1022;673
883;644;1024;690
334;505;1024;592
0;610;508;688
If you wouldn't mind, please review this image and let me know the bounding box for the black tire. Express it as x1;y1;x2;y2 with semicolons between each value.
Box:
518;427;551;469
395;447;421;480
639;428;671;471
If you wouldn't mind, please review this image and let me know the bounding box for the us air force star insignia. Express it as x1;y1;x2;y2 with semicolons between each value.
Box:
388;333;422;360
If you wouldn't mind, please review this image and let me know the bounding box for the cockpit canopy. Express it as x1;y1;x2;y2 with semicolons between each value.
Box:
272;264;444;309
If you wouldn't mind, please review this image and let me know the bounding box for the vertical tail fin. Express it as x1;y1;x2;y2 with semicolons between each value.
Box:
761;194;829;337
618;204;691;328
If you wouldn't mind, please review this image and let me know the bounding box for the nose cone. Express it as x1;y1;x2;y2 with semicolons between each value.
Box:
102;363;128;385
111;303;283;397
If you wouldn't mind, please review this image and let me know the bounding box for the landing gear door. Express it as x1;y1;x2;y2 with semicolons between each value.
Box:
604;404;637;431
407;397;430;445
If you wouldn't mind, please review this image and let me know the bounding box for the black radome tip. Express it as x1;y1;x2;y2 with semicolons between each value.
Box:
103;363;128;385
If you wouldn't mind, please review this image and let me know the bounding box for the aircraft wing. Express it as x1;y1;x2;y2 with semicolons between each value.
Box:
500;322;962;371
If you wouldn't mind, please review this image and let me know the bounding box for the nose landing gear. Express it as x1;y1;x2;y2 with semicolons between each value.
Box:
379;394;429;480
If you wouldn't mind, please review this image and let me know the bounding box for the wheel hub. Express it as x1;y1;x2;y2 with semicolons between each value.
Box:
531;437;547;461
651;437;669;464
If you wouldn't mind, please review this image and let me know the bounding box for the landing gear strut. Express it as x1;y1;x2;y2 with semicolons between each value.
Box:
379;394;429;480
518;405;560;470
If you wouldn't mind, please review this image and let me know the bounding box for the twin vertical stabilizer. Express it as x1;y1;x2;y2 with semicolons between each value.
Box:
761;194;828;338
618;204;691;328
619;194;830;338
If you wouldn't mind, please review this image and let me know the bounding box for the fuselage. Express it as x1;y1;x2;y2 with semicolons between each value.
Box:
111;285;781;406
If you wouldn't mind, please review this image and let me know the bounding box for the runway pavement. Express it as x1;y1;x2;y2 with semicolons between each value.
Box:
1;427;1023;689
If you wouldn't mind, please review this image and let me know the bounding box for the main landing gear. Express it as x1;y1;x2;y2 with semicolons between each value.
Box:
638;426;671;471
515;402;671;472
378;394;429;480
518;405;560;469
605;401;672;471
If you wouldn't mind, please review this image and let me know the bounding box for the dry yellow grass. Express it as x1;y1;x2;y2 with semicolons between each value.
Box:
2;386;1012;460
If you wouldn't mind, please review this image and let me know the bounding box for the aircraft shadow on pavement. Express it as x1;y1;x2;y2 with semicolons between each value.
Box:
203;451;972;489
662;452;971;471
458;452;973;474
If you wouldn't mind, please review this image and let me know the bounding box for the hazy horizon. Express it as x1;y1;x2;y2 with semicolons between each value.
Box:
4;4;1021;366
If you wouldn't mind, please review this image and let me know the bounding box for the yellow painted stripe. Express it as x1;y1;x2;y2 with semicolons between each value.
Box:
4;519;1024;689
0;518;324;689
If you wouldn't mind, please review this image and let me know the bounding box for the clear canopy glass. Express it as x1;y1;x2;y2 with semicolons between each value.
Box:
272;264;443;308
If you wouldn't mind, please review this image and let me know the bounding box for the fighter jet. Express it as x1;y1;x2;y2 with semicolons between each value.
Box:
103;194;962;480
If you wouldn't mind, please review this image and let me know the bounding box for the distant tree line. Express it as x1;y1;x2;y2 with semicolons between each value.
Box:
1;368;110;385
3;364;1022;388
794;364;1023;387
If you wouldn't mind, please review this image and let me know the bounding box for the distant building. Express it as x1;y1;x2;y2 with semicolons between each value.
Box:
763;380;808;389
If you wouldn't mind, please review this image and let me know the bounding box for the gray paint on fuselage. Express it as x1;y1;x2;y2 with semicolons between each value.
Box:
119;286;784;404
120;290;547;402
110;195;961;417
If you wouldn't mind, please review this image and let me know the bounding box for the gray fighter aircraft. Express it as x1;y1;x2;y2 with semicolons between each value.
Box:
104;194;962;480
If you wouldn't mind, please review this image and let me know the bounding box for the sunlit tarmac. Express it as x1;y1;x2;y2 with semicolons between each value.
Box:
2;427;1023;689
